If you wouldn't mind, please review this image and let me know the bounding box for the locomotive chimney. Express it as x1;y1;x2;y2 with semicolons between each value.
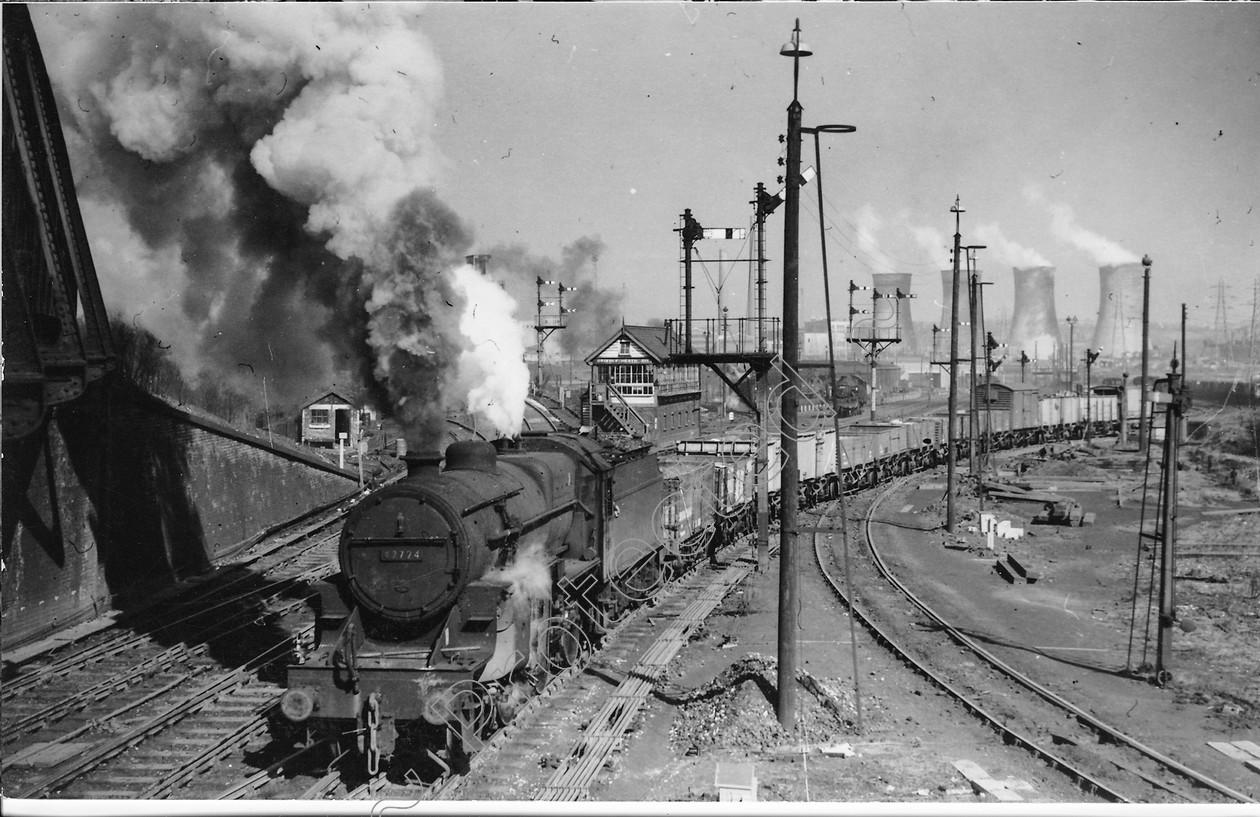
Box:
444;439;499;473
872;272;918;355
403;450;443;478
1092;262;1144;360
465;254;491;276
1008;266;1061;367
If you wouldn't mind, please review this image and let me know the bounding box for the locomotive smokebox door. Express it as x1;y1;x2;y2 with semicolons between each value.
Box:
341;494;468;625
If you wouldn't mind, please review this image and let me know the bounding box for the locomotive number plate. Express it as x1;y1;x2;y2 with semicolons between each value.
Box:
379;549;429;562
351;537;447;561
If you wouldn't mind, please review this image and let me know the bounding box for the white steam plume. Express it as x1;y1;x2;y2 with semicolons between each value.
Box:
1024;185;1138;266
909;224;947;263
451;265;530;438
484;540;553;605
973;222;1052;268
854;203;883;258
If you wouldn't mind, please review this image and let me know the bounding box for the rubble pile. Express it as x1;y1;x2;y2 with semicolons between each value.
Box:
663;654;856;755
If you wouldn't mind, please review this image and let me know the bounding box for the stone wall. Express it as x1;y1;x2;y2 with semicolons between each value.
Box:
1;380;359;649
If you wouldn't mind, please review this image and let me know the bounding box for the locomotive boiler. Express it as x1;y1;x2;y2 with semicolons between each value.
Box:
279;433;667;774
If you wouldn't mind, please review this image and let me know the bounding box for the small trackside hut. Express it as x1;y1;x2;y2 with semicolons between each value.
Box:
299;390;367;449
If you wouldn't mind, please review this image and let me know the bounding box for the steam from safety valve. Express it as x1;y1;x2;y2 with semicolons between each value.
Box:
362;192;529;447
450;265;529;440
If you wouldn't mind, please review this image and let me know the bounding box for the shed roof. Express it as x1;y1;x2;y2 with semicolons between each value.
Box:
301;390;356;410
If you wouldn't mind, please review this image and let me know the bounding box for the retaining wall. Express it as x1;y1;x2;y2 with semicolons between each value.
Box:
1;379;359;649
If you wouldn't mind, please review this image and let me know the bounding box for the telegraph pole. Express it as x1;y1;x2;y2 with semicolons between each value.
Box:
946;198;964;534
776;18;809;732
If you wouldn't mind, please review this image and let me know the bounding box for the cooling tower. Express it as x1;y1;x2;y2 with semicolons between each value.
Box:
1008;267;1061;365
1091;263;1144;360
871;273;918;355
938;268;975;360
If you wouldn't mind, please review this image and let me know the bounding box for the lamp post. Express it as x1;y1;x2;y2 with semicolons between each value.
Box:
1084;348;1100;440
946;198;964;534
1065;316;1078;393
964;245;985;478
1138;254;1152;453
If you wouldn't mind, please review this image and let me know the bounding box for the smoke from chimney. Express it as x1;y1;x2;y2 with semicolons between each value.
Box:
33;5;531;443
484;237;621;360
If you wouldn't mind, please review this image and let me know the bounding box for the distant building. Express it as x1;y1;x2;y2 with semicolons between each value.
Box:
299;390;372;448
583;324;701;439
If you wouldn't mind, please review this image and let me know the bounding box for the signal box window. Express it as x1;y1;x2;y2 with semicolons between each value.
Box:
309;408;331;428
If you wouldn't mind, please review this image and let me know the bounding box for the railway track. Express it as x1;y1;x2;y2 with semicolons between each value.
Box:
1;506;360;800
316;538;762;802
809;474;1256;805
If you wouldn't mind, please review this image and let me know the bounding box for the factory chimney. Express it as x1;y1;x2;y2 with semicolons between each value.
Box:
1092;263;1144;360
872;272;918;356
1008;266;1061;368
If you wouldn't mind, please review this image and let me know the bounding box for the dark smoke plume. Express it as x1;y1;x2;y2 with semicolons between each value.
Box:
485;237;622;359
32;5;529;440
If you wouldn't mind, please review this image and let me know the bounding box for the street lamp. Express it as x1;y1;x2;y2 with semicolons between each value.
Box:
1065;316;1078;392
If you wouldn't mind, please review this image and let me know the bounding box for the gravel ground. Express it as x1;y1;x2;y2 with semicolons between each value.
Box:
589;408;1259;805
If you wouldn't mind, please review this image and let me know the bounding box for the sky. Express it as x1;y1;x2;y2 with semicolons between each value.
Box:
27;3;1260;417
424;3;1258;332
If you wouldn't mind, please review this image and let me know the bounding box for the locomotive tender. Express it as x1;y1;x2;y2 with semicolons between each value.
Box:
278;387;1120;775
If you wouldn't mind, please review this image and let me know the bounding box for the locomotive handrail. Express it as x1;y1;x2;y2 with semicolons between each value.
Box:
486;498;589;547
462;488;523;517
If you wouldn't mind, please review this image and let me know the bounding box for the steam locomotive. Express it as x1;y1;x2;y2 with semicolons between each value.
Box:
277;387;1122;777
279;432;680;775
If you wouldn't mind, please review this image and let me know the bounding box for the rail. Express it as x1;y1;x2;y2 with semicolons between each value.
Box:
833;477;1255;804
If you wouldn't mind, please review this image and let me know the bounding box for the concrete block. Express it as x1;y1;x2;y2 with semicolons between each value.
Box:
994;560;1016;584
715;762;757;802
819;742;856;757
950;759;1024;802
